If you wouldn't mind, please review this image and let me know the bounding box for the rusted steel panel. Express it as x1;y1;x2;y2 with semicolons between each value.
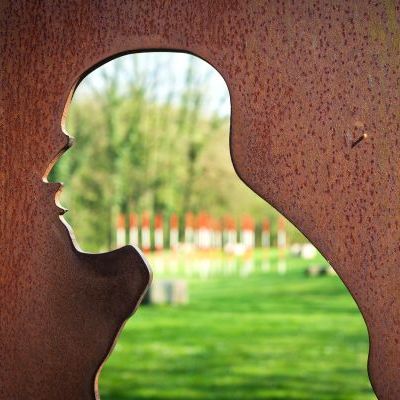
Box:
0;0;399;399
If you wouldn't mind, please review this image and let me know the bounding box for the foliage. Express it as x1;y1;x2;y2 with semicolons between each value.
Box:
51;54;307;252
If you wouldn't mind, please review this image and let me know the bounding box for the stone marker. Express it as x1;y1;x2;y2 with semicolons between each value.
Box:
306;265;325;277
143;280;188;305
306;265;334;277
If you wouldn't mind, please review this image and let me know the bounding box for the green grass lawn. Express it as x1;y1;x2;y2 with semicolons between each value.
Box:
99;250;376;400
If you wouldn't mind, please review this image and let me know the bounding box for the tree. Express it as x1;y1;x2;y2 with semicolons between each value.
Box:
50;53;303;252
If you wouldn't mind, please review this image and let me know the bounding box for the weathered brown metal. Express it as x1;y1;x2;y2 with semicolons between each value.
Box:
1;1;399;399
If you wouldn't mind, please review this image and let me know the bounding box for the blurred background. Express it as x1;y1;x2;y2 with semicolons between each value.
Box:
50;53;375;400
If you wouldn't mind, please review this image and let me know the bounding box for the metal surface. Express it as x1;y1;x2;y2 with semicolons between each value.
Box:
1;1;399;399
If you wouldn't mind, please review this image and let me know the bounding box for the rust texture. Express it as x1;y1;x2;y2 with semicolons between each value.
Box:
0;1;399;399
